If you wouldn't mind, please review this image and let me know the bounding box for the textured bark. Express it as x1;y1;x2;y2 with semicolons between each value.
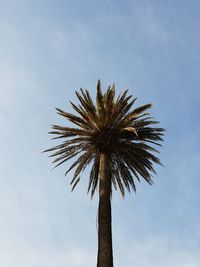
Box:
97;153;113;267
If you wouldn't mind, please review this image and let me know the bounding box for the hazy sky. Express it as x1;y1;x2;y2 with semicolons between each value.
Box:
0;1;200;266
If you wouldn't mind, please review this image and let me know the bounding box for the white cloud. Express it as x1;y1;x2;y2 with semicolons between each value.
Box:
116;236;200;267
0;247;94;267
1;231;199;267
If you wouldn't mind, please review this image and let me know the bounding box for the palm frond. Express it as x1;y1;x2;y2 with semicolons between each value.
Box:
88;155;100;198
69;151;93;190
55;108;91;130
71;177;80;192
96;80;105;123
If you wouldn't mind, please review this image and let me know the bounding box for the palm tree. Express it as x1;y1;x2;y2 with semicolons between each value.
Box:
44;80;164;267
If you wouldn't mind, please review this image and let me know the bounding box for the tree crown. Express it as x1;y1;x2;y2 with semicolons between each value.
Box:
44;80;165;198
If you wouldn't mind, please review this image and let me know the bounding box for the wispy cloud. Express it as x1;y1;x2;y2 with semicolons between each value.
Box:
0;247;94;267
115;234;200;267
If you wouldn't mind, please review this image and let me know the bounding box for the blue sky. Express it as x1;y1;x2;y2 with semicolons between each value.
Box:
0;0;200;266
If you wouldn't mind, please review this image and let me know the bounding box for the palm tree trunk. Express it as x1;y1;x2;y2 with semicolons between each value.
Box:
97;153;113;267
